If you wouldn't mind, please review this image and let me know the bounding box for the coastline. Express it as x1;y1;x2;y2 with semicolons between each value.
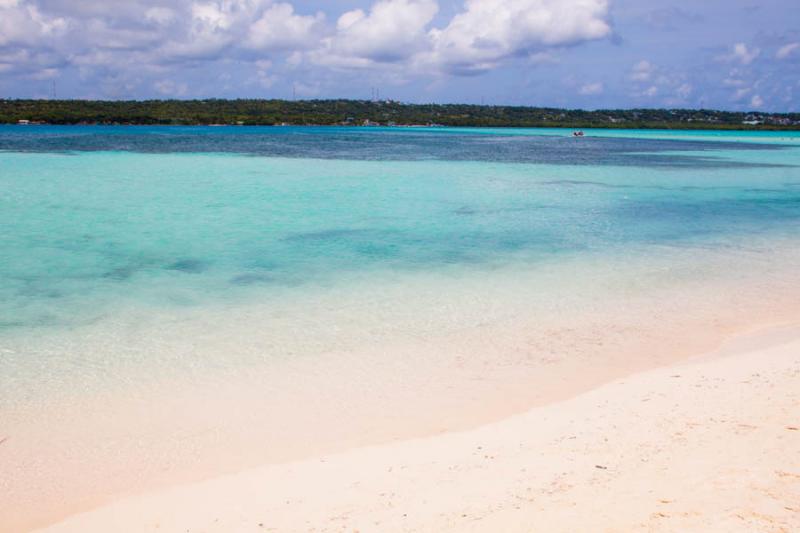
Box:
3;122;800;131
5;244;800;532
36;320;800;533
2;99;799;130
3;128;800;532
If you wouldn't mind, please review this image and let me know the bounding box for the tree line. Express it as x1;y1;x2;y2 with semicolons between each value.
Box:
1;99;798;129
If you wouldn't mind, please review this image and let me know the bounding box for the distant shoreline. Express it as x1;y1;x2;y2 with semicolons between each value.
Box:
5;123;800;131
2;99;799;130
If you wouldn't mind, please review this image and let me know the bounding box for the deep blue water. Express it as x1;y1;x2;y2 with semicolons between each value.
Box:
0;125;793;167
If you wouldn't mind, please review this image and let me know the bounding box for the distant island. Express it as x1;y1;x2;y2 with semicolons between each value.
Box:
2;99;799;130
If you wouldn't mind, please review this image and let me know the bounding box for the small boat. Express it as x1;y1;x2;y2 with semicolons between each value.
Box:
572;130;585;137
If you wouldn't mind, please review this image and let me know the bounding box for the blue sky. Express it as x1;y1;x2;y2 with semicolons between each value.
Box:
0;0;798;110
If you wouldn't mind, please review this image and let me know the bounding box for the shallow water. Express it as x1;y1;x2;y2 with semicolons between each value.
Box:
2;126;800;530
1;127;799;333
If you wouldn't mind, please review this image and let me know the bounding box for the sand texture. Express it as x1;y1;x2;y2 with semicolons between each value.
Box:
37;326;800;533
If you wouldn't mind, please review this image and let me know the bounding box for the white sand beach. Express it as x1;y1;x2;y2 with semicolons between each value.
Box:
37;324;800;533
3;1;800;529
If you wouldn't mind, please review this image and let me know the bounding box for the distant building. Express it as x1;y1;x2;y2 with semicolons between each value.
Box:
17;119;30;125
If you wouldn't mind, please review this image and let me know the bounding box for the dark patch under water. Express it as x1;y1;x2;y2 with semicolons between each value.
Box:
229;273;273;286
167;259;209;273
281;228;381;242
0;125;792;169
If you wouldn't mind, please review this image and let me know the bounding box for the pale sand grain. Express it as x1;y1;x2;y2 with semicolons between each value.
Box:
38;325;800;533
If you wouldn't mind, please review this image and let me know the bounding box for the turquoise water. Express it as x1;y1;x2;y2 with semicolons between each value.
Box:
3;126;800;530
1;126;800;332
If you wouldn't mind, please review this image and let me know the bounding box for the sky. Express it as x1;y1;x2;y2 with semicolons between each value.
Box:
0;0;798;110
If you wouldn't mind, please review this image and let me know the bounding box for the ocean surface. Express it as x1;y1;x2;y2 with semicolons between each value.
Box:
2;125;800;530
2;126;799;332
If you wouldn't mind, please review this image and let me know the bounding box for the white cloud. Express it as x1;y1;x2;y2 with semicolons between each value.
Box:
425;0;611;74
723;77;745;87
292;80;320;97
750;94;764;108
244;3;324;51
28;66;59;80
578;81;603;95
630;60;654;82
728;42;760;65
306;0;610;75
57;0;325;64
676;82;691;99
732;87;751;101
776;42;799;59
0;0;613;93
0;0;66;47
158;0;259;60
309;0;438;68
0;0;322;82
253;58;276;88
145;7;177;26
154;79;188;96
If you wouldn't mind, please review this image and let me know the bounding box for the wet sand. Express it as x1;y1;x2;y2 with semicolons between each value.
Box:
36;323;800;532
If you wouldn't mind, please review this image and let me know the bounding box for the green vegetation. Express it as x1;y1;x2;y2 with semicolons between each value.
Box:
1;99;799;129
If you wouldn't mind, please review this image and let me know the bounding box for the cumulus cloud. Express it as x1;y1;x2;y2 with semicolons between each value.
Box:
1;0;612;88
776;42;799;59
425;0;612;74
145;7;177;25
723;76;746;87
304;0;612;76
676;82;692;99
1;0;797;109
750;94;764;108
1;0;325;77
0;0;66;47
629;59;654;82
578;81;603;95
309;0;438;68
244;3;324;52
0;1;68;79
732;86;751;101
628;59;693;105
253;58;277;88
154;79;189;96
157;0;324;61
725;42;760;65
